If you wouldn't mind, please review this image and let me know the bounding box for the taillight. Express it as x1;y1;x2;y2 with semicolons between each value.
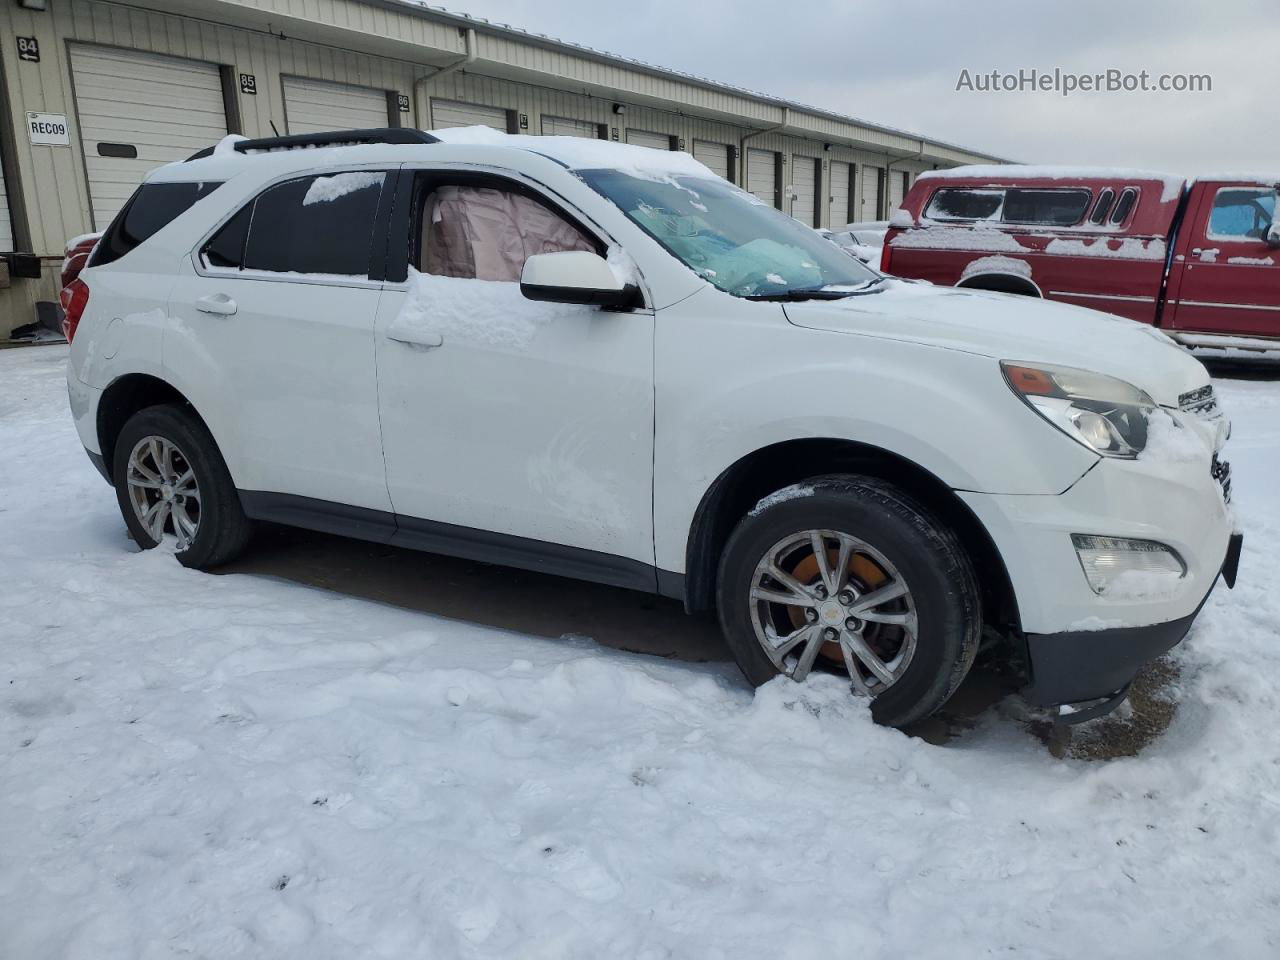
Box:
60;278;90;342
879;241;893;274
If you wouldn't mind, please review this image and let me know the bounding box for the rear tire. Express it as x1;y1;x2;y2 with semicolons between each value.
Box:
716;475;980;728
112;404;253;569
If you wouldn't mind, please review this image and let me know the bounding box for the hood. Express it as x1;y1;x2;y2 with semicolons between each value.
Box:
783;280;1208;406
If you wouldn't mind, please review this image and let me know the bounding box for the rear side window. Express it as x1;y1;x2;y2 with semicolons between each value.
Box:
90;181;223;267
925;186;1091;226
925;188;1003;221
241;172;386;277
1001;189;1091;225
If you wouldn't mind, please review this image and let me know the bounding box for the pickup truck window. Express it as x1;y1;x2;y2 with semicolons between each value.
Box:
1207;187;1276;241
1089;188;1116;225
925;187;1091;226
1110;188;1139;225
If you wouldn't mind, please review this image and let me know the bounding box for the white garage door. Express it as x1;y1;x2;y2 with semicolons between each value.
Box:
861;165;883;220
283;77;388;135
431;98;508;132
0;170;12;251
70;45;228;230
541;116;599;138
747;148;778;207
791;155;817;226
626;129;671;151
889;170;908;213
693;140;731;181
828;160;851;228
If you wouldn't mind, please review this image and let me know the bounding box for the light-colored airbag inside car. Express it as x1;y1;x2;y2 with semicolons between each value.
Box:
422;186;594;281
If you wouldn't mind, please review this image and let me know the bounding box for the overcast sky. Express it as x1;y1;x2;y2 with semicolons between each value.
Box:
446;0;1276;174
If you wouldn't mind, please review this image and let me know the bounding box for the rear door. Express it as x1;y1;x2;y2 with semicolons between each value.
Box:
1165;183;1280;337
69;45;229;229
165;169;394;511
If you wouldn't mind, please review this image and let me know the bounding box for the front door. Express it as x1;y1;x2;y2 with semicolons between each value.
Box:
373;170;657;582
1166;182;1280;337
166;169;394;511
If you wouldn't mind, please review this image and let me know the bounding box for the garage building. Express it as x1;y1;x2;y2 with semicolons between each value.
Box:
0;0;1002;338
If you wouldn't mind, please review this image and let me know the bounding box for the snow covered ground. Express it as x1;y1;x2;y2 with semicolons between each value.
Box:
2;344;1278;958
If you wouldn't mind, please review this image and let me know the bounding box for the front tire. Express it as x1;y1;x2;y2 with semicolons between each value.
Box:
112;404;253;569
716;476;980;728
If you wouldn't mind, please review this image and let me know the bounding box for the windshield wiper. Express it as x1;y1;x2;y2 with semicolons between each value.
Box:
745;286;856;302
745;277;887;301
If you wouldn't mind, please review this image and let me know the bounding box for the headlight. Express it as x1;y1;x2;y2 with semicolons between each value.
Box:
1002;361;1156;458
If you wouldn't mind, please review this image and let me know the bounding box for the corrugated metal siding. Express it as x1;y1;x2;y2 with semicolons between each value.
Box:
430;98;507;131
70;45;229;229
282;76;389;133
828;160;851;228
747;148;777;208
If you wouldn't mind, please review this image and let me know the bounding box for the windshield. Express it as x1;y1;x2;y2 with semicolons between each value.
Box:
578;169;880;298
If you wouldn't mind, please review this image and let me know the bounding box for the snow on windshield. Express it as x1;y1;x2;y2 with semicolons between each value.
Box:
578;170;878;297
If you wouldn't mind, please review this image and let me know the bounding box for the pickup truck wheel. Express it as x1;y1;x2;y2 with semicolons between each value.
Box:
716;476;981;728
112;405;253;570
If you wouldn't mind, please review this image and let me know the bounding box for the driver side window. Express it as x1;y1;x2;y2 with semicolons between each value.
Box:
1207;187;1275;241
415;182;596;282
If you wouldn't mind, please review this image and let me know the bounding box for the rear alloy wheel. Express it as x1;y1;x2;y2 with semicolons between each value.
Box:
717;476;981;728
112;404;254;569
125;435;203;551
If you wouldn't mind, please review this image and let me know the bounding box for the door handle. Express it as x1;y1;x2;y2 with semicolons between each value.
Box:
387;329;444;349
195;293;238;316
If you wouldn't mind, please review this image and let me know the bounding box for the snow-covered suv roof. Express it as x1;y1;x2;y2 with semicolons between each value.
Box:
148;126;716;186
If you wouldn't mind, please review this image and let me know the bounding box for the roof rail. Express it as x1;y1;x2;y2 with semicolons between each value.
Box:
186;128;440;161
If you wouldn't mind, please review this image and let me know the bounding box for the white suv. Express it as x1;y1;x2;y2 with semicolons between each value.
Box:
65;126;1240;728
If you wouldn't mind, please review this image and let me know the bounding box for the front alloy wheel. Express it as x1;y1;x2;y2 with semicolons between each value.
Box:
716;476;981;727
749;529;918;695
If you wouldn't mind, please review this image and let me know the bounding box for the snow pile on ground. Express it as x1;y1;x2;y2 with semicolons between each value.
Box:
3;347;1280;958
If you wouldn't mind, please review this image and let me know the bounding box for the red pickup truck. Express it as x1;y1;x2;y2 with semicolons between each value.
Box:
881;166;1280;350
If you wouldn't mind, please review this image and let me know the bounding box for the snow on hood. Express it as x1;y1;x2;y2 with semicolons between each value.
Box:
426;125;714;179
783;280;1207;405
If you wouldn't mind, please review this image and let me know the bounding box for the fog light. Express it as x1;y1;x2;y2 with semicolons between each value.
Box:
1071;535;1186;596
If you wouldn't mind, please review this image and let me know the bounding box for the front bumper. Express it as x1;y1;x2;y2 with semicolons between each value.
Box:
1022;531;1240;711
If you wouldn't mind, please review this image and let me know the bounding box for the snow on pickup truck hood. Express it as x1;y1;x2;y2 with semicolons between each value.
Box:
784;280;1208;406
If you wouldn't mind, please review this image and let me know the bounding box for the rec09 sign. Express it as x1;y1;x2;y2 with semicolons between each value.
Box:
27;112;71;146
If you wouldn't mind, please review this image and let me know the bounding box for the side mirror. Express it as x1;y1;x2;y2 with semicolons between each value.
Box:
520;251;640;308
1267;223;1280;249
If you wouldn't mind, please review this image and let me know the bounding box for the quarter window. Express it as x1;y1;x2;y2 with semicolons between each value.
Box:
91;181;223;267
1110;188;1139;225
1089;188;1116;225
226;171;387;277
1207;187;1275;241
